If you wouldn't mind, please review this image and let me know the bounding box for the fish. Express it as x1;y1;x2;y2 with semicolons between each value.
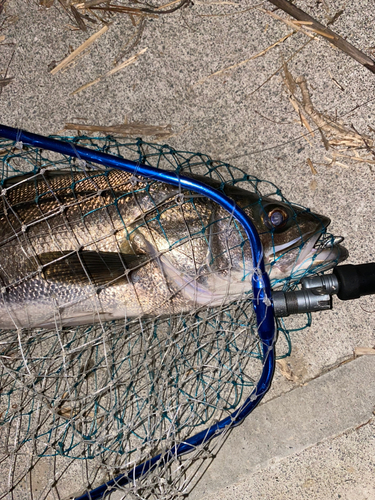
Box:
0;168;348;329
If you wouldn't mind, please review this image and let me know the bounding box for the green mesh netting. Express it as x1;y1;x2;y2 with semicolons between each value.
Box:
0;136;334;499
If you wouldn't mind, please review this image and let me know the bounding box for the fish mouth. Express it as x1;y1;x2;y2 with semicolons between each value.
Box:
281;209;349;278
293;231;348;275
268;219;349;282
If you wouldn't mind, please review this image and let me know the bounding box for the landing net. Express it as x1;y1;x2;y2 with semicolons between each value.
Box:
0;136;330;499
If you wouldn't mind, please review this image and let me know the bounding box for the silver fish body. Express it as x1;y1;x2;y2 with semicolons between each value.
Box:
0;168;347;329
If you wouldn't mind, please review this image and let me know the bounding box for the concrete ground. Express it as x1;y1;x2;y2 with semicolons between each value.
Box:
0;0;374;499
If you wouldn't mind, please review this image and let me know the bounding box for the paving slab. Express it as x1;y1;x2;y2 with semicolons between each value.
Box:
203;419;375;500
190;355;375;499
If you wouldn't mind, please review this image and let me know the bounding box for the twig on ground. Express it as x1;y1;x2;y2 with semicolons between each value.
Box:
260;7;318;40
267;0;375;74
50;24;109;75
0;77;13;88
282;65;372;149
71;47;148;95
245;38;312;99
0;43;15;97
114;16;146;65
71;4;88;32
83;0;191;15
64;121;174;139
194;32;293;86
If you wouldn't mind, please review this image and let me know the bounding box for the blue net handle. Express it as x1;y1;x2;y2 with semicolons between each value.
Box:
0;124;276;500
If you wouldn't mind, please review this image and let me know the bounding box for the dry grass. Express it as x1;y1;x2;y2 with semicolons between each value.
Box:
70;47;148;94
50;24;109;74
36;0;192;34
283;64;373;151
194;32;293;87
64;120;174;139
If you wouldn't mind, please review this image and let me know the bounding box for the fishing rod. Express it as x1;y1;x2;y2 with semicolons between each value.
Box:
0;124;373;500
273;263;375;316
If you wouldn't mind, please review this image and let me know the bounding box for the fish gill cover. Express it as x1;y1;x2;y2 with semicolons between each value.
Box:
0;135;342;499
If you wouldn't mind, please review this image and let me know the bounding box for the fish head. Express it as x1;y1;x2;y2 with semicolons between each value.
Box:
232;191;348;283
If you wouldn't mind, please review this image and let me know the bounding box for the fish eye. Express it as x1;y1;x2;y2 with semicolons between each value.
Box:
262;205;290;231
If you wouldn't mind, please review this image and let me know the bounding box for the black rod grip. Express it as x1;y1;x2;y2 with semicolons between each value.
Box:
333;263;375;301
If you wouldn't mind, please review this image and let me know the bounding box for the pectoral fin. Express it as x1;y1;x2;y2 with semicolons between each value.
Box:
39;251;145;287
